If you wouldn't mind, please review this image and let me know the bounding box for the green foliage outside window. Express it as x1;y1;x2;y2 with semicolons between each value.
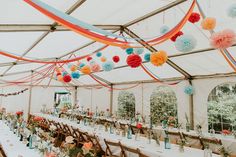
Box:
117;91;135;119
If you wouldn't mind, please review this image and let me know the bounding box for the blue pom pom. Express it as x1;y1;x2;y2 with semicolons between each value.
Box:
126;48;134;55
175;34;197;52
134;48;144;55
102;61;114;71
71;71;80;79
79;63;85;68
96;52;102;57
227;4;236;18
160;25;169;34
62;71;68;76
184;85;194;95
144;53;151;62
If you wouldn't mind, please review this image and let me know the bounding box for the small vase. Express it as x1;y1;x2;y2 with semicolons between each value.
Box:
179;145;184;153
186;123;190;132
135;130;140;141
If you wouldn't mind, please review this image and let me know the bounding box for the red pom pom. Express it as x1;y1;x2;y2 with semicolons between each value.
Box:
112;56;120;63
126;54;142;68
188;12;200;23
87;56;92;62
170;31;183;42
56;73;61;76
63;75;72;83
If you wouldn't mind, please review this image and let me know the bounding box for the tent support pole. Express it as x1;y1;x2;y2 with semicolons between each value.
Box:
74;86;78;107
189;80;194;129
110;84;113;115
27;71;33;121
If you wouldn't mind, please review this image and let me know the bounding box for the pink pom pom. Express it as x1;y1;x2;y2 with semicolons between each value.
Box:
210;29;236;49
91;64;101;72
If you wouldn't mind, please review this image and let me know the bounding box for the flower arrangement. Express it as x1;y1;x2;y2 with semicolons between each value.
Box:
16;111;23;119
167;116;176;127
221;130;231;136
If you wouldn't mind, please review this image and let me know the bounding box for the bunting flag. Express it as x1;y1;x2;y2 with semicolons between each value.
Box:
0;88;29;97
24;0;196;48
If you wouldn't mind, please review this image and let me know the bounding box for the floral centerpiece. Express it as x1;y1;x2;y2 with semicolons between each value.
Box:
28;116;44;134
77;142;95;157
167;116;176;128
16;111;23;119
221;130;231;136
135;123;142;140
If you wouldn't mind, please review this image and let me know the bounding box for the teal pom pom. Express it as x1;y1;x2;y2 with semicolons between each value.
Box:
144;53;151;62
71;71;80;79
134;48;144;55
175;34;197;52
89;60;96;65
160;25;169;34
184;85;194;95
227;4;236;18
62;71;68;76
96;52;102;57
126;48;134;55
67;63;73;68
102;61;114;71
79;63;85;68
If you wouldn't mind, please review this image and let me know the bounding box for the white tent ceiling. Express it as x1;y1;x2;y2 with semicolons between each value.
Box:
0;0;235;86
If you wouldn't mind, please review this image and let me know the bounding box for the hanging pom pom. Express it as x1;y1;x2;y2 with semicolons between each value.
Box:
70;65;77;72
160;25;169;34
175;34;197;52
89;59;96;66
62;71;68;76
55;67;61;73
71;71;80;79
188;12;201;23
91;64;101;72
112;56;120;63
86;56;92;62
126;48;134;55
227;4;236;18
150;50;168;66
134;48;144;55
170;31;183;42
57;75;63;82
63;75;72;83
126;54;142;68
80;65;91;74
102;61;114;71
56;72;61;76
67;63;73;68
144;53;151;62
96;52;102;57
201;17;216;30
79;63;85;69
210;29;236;49
100;56;107;62
184;85;194;95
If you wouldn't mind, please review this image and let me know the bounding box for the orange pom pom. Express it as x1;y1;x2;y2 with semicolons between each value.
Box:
150;51;168;66
201;17;216;30
57;75;63;82
80;65;91;74
70;65;77;72
100;56;107;62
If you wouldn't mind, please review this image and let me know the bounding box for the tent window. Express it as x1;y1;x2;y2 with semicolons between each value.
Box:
207;83;236;133
117;91;135;119
150;86;178;126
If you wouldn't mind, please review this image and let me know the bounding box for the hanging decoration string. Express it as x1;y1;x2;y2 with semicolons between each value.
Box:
0;88;29;97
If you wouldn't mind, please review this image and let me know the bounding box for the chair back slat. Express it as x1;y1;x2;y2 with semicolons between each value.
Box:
104;139;123;157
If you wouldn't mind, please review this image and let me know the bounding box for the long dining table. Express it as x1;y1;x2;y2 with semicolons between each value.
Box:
34;113;220;157
0;120;41;157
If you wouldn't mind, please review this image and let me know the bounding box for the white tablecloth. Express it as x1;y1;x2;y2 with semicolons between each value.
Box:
35;113;220;157
0;121;41;157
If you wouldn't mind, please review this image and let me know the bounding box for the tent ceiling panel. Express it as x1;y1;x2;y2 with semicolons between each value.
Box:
170;50;234;75
6;63;44;74
0;66;10;75
26;31;93;58
0;0;78;24
74;75;98;85
71;0;175;25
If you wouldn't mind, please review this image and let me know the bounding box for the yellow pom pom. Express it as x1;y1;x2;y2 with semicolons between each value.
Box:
80;65;91;74
201;17;216;30
100;56;107;62
70;65;77;72
150;51;168;66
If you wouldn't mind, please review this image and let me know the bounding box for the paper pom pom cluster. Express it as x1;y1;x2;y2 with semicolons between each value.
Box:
175;34;197;52
201;17;216;30
171;31;183;42
126;54;142;68
210;29;236;49
81;65;91;74
188;12;200;23
184;85;194;95
112;56;120;63
150;51;168;66
102;61;114;71
63;75;72;83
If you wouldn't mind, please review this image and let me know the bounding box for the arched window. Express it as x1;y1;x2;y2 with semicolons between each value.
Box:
207;82;236;132
117;91;135;119
150;86;178;125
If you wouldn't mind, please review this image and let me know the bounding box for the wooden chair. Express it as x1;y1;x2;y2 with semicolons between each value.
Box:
87;134;105;156
167;131;182;144
120;144;148;157
0;145;7;157
104;139;123;157
201;137;222;154
182;133;203;149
